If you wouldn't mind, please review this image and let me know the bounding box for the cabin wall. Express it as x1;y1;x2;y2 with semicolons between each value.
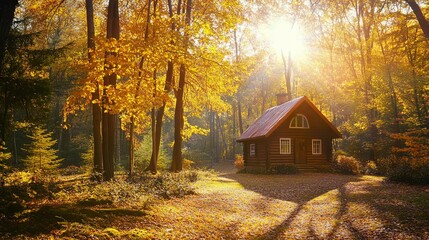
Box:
243;140;267;169
240;100;339;171
267;102;335;168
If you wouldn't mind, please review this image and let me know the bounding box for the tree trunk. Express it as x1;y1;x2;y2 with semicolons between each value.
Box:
147;0;175;172
171;64;185;172
146;60;173;173
232;102;236;158
0;0;18;75
128;118;134;177
281;50;293;101
85;0;103;176
129;0;152;177
406;0;429;39
102;0;120;181
149;69;158;174
171;0;191;172
237;99;243;134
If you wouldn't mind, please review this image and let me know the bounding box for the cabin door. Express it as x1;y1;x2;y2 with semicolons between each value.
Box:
294;138;307;164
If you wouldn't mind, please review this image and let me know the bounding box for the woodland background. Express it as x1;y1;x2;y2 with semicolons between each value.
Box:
0;0;428;183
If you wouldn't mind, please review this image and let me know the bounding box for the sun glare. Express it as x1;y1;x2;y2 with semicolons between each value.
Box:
262;18;308;59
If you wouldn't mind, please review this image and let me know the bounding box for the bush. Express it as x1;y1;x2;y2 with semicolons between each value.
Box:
234;154;244;170
333;155;361;175
142;172;196;199
383;129;429;184
364;161;378;175
183;159;194;170
380;156;429;184
271;164;299;174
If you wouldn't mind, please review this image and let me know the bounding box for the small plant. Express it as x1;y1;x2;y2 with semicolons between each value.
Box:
22;126;63;180
364;161;378;175
234;154;244;170
183;159;194;170
271;164;299;174
142;172;196;199
333;155;361;175
0;145;11;187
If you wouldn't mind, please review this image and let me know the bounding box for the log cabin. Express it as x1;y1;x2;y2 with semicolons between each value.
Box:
236;95;341;172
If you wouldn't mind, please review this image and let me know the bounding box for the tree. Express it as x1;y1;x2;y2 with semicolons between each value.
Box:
22;126;62;176
85;0;103;177
102;0;120;180
146;0;175;174
405;0;429;39
171;0;192;172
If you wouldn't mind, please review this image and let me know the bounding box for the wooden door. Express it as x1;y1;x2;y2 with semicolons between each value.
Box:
294;138;307;164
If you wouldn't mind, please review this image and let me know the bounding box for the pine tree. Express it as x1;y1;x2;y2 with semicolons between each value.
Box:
23;127;62;176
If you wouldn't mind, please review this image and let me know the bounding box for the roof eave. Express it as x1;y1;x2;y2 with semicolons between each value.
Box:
236;135;266;142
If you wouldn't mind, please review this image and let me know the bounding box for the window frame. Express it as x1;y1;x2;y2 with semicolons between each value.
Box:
312;139;322;155
280;138;291;154
289;114;309;129
249;143;256;156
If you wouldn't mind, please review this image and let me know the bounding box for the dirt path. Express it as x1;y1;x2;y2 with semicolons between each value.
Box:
144;164;429;239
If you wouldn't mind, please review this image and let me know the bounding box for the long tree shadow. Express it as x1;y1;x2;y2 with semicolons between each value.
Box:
221;172;360;203
0;202;146;238
223;171;429;240
220;172;363;239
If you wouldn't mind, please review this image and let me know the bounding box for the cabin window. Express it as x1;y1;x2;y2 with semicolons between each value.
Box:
280;138;291;154
312;139;322;154
249;143;256;156
289;114;309;128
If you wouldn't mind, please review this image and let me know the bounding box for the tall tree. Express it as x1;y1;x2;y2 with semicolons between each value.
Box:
85;0;103;176
102;0;120;180
146;0;175;174
171;0;192;172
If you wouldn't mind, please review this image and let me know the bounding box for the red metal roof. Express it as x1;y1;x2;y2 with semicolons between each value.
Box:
236;96;341;142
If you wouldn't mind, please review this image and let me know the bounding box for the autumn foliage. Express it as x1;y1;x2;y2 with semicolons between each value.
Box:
380;129;429;184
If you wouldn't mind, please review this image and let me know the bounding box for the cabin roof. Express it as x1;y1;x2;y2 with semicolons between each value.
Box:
236;96;341;142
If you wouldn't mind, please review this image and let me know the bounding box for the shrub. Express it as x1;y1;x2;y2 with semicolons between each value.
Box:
234;154;244;170
22;126;63;177
134;135;170;171
56;179;153;209
364;161;378;175
271;164;299;174
141;171;196;199
381;156;429;184
333;155;361;175
183;159;194;170
383;129;429;184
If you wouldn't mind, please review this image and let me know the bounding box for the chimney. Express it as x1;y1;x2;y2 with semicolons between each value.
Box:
276;93;288;105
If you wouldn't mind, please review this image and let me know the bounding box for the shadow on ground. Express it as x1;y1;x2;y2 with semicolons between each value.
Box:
0;201;146;238
222;172;360;203
215;163;429;239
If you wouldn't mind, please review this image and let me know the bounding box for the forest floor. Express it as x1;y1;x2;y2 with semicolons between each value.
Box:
1;163;429;239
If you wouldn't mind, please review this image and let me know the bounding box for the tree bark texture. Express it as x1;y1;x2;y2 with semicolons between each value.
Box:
171;0;191;172
102;0;120;180
86;0;103;176
146;0;174;174
406;0;429;39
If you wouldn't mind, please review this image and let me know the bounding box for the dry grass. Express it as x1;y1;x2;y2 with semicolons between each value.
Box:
1;164;429;239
